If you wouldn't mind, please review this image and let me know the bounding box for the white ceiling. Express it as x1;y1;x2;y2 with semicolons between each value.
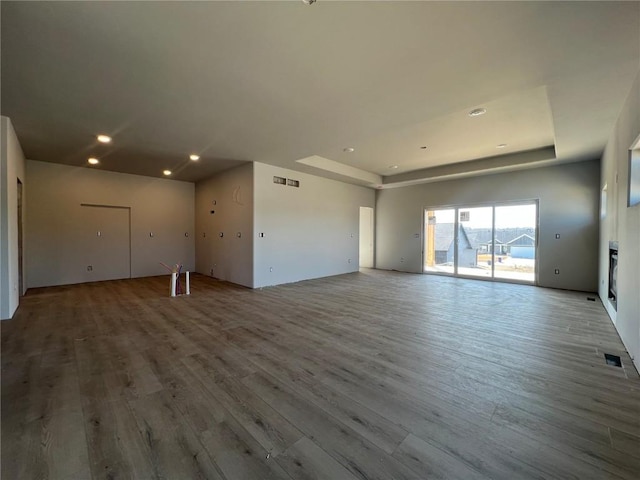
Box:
1;1;639;186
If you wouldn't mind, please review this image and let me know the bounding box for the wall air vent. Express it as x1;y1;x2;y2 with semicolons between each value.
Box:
604;353;622;367
273;176;286;185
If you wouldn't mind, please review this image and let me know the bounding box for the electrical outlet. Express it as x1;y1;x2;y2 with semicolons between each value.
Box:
555;233;560;239
269;267;273;272
87;265;93;271
554;268;560;274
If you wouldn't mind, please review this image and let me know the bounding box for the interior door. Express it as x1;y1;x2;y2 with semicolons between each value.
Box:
80;205;130;282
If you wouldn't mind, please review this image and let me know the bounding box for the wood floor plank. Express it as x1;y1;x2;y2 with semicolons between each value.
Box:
393;433;491;480
491;402;640;479
610;427;640;459
82;398;156;479
196;372;304;457
200;416;294;480
225;328;411;454
127;389;224;479
2;271;639;479
276;436;361;480
242;370;423;480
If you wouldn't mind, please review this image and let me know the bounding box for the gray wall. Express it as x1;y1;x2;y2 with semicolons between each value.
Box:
600;68;640;371
253;162;375;288
0;117;26;319
195;163;254;288
26;160;194;288
376;160;601;292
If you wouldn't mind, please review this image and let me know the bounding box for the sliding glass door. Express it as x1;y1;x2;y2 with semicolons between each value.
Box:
424;201;537;284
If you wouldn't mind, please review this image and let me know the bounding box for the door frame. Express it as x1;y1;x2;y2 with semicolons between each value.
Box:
359;206;374;268
423;199;539;285
80;203;132;279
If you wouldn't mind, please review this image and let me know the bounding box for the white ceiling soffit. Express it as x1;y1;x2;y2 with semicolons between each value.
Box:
1;2;639;184
296;155;382;187
380;146;557;189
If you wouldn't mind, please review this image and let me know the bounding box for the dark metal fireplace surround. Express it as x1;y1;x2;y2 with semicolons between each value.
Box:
609;241;618;311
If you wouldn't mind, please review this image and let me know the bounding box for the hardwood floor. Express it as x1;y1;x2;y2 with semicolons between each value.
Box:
2;270;639;479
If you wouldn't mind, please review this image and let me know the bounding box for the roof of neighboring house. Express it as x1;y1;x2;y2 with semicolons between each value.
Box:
507;233;536;246
467;227;536;248
433;224;472;251
464;228;497;248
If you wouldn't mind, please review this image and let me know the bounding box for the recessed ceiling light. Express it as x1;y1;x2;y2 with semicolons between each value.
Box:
88;157;99;165
388;165;399;169
163;170;172;176
96;134;112;143
468;108;487;117
189;154;200;161
343;147;355;153
496;143;507;149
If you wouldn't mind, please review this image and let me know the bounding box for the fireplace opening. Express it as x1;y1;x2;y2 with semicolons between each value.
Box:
609;241;618;311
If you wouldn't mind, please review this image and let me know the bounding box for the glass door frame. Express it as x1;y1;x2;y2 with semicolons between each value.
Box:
423;199;539;285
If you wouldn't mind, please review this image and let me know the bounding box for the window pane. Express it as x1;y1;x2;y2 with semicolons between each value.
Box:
493;204;536;283
425;209;455;274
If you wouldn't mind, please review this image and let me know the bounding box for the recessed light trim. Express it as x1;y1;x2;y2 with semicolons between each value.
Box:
496;143;507;149
88;157;99;165
163;170;172;176
189;154;200;161
468;108;487;117
96;134;112;143
343;147;355;153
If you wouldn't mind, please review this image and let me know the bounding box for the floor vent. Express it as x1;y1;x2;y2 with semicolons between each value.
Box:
604;353;622;367
587;297;596;302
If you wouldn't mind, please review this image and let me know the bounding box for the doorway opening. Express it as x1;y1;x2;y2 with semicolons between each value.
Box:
424;201;538;284
17;179;23;296
359;207;374;268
